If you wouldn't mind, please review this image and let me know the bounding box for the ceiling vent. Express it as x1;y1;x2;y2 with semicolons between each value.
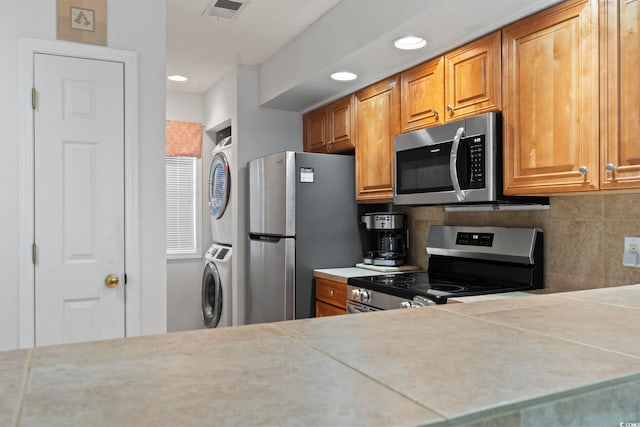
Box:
202;0;249;21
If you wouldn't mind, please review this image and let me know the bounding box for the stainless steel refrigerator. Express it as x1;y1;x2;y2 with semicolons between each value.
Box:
247;151;362;324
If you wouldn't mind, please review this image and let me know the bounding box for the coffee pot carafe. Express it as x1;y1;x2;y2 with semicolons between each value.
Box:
361;213;407;266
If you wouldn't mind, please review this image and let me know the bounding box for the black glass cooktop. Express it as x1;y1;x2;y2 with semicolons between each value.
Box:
347;272;535;304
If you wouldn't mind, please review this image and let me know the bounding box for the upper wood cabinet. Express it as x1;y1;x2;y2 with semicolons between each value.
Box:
502;0;599;195
400;31;501;132
303;95;355;154
445;31;502;121
401;56;444;132
355;75;400;202
601;0;640;189
303;108;327;153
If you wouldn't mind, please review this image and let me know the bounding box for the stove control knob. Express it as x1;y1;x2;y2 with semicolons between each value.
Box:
359;290;370;303
400;301;411;309
351;289;361;300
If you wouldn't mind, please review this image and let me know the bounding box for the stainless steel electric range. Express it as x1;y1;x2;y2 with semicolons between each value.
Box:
347;225;544;313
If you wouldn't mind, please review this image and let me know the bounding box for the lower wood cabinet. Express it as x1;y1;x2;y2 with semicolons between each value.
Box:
315;277;347;317
315;300;345;317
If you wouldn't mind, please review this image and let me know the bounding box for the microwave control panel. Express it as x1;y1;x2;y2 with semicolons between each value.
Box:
466;136;485;188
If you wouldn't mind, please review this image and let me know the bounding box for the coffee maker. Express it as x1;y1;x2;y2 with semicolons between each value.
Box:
361;212;407;266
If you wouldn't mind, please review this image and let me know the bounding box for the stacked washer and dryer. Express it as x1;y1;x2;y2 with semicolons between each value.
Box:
201;136;233;328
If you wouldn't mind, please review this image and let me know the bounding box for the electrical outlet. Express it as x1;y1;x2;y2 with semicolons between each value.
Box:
623;237;640;267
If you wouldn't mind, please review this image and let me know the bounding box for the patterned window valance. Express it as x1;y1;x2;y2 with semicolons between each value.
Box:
166;120;202;158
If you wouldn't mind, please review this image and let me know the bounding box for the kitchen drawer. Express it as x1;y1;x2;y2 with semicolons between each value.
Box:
315;300;345;317
315;277;347;310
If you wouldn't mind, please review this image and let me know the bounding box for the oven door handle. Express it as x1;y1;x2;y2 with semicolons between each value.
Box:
347;301;374;314
346;304;361;314
449;127;466;202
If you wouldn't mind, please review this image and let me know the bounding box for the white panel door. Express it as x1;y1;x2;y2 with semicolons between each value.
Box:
34;53;125;346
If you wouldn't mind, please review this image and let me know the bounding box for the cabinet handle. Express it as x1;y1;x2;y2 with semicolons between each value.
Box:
446;104;453;112
433;108;439;117
578;166;588;175
329;290;335;297
605;163;615;174
328;140;333;145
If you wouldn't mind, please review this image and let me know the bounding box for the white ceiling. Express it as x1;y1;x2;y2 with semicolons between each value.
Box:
166;0;343;94
167;0;564;112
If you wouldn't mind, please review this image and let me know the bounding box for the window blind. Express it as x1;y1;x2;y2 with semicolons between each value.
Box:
166;156;197;255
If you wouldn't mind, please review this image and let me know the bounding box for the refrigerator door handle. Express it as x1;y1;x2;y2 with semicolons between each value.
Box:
248;233;282;243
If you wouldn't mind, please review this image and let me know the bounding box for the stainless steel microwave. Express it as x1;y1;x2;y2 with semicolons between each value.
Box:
393;112;547;206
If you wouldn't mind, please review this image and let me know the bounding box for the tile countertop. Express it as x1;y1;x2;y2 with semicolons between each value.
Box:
3;286;640;426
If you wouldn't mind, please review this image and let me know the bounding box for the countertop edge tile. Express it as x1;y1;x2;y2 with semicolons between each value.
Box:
446;372;640;426
313;267;387;283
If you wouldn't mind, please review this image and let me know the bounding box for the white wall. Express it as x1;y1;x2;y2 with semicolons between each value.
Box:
165;91;214;332
0;0;167;350
203;66;302;326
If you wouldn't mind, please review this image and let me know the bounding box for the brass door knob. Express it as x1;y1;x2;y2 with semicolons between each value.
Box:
105;274;120;288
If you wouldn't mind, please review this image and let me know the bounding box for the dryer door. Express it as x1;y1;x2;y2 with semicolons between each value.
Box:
209;152;230;219
202;262;223;328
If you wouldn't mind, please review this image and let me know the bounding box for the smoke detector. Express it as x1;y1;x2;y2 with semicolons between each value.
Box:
202;0;249;21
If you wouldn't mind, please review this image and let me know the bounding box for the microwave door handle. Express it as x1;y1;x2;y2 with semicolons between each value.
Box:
449;127;466;202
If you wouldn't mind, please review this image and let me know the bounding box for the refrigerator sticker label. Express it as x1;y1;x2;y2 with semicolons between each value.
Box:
300;167;314;183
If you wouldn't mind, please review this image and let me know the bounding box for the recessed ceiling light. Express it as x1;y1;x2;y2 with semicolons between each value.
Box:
168;75;188;82
393;36;427;51
331;71;357;81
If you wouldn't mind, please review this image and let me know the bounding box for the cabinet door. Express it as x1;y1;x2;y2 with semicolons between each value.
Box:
315;301;345;317
326;95;355;153
315;277;347;309
502;0;599;194
601;0;640;189
400;57;444;132
355;75;400;202
444;31;501;122
303;108;327;153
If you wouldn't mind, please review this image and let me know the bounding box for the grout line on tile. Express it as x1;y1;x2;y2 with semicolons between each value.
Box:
272;323;450;423
554;294;640;311
12;348;33;427
447;308;640;361
274;318;640;424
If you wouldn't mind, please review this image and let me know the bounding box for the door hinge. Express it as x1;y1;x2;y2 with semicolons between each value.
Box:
32;242;37;265
31;88;37;109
